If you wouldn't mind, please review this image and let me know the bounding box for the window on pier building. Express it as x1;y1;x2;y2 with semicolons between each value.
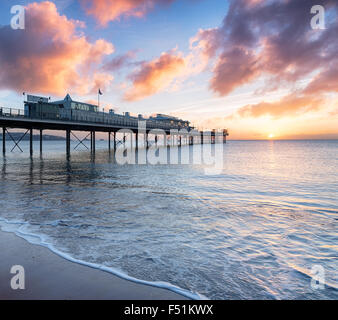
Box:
71;102;98;112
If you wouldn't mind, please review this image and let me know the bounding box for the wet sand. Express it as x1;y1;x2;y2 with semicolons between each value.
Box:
0;231;188;300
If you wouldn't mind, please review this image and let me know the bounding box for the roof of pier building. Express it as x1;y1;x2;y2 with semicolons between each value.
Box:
52;94;99;112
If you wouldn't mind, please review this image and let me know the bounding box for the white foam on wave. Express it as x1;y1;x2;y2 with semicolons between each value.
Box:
0;217;208;300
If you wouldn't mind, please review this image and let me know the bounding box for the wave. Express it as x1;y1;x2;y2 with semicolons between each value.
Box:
0;217;208;300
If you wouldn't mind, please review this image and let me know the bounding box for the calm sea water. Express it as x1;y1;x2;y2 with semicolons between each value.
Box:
0;140;337;299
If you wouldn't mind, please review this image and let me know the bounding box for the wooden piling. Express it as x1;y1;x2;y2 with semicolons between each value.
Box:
2;127;5;154
30;128;33;156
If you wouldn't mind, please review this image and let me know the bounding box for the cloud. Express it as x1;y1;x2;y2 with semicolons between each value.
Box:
121;33;209;101
235;92;324;118
210;48;259;96
102;50;137;71
123;51;186;101
304;64;338;94
80;0;174;26
0;1;114;96
195;0;338;98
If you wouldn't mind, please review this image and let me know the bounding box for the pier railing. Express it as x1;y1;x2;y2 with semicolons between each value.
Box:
0;107;190;132
0;107;25;117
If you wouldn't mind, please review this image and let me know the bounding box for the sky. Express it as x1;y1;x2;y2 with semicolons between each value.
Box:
0;0;337;139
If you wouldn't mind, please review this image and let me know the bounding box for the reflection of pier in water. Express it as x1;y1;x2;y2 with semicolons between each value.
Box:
0;94;228;158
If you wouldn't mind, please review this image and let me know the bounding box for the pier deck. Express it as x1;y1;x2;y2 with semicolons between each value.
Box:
0;106;228;156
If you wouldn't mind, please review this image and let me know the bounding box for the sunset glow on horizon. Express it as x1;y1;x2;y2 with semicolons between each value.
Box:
0;0;337;140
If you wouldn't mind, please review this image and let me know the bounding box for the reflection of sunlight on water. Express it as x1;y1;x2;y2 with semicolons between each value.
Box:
0;140;337;299
267;140;276;170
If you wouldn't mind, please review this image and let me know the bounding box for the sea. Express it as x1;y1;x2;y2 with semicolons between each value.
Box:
0;139;337;299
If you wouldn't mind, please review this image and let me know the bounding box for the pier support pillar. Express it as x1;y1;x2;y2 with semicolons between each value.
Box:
30;128;33;156
90;131;95;153
145;133;149;149
223;130;227;144
66;129;71;157
92;131;96;154
40;129;43;153
108;132;111;152
178;135;182;147
2;127;5;154
135;132;138;150
113;132;116;150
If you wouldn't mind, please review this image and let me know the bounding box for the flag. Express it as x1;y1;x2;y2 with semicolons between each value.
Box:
98;88;103;95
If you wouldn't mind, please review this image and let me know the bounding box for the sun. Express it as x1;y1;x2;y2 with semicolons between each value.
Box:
268;133;275;139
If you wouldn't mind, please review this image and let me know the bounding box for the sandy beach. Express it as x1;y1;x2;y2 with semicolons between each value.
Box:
0;230;187;300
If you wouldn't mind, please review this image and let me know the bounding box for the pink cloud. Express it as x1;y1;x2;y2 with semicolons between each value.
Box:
80;0;174;26
210;48;259;96
236;93;324;118
304;65;338;94
194;0;338;117
0;1;114;96
123;51;186;101
102;50;138;71
196;0;338;94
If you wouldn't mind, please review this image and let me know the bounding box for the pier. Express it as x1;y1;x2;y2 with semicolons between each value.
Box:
0;94;228;157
